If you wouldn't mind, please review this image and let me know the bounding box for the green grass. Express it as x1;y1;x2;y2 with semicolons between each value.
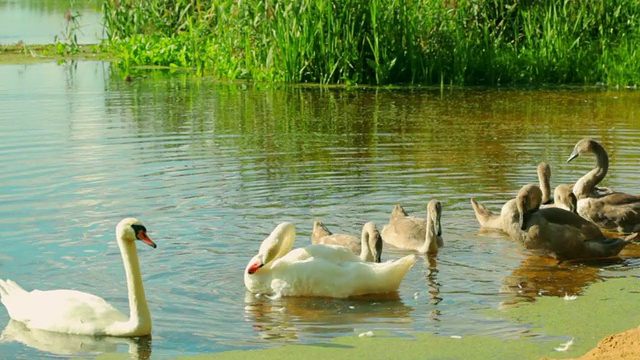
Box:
102;0;640;86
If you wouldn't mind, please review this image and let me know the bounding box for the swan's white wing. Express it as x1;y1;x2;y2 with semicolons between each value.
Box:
272;244;360;266
302;244;362;262
5;289;126;335
270;245;416;297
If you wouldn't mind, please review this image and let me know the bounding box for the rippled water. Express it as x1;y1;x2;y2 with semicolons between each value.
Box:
1;61;640;359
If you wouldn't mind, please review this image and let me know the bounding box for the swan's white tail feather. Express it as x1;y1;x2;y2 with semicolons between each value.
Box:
395;254;418;275
0;279;27;298
379;254;417;284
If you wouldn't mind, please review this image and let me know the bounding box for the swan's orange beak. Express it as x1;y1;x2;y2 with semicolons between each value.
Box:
247;263;263;274
136;230;157;248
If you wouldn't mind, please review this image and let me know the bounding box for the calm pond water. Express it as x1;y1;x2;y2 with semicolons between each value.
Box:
0;0;102;45
1;60;640;359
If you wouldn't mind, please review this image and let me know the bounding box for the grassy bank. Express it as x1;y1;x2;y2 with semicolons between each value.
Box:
102;0;640;86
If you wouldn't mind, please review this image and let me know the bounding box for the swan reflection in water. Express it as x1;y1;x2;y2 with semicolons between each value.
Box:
499;243;640;309
0;320;152;359
422;255;443;308
243;291;414;341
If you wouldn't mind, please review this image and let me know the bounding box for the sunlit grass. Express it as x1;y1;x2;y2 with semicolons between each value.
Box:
102;0;640;86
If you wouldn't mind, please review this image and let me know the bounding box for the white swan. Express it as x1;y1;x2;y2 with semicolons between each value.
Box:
380;200;443;255
0;218;156;337
311;220;383;262
244;222;417;298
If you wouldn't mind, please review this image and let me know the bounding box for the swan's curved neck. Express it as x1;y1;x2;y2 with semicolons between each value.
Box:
574;143;609;199
538;172;551;204
359;230;373;262
420;215;439;255
119;238;151;334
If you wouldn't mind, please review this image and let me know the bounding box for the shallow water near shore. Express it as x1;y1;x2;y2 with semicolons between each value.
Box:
171;271;640;360
1;59;640;359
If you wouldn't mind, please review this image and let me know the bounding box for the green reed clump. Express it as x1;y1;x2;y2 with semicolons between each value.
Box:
102;0;640;86
54;4;82;55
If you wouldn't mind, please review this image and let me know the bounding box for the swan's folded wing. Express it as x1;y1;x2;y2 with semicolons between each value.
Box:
303;244;362;263
381;217;426;249
11;289;126;334
273;244;360;268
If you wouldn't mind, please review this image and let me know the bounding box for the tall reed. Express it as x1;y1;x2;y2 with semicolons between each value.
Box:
102;0;640;86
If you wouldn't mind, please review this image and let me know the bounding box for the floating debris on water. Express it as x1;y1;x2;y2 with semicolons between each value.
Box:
554;338;574;352
564;293;578;301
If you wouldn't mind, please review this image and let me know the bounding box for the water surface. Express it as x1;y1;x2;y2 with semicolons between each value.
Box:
1;62;640;359
0;0;102;45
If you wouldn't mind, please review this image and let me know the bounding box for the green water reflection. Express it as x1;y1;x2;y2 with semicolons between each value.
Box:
106;71;640;196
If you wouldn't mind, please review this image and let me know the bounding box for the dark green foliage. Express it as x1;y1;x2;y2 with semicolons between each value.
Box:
102;0;640;86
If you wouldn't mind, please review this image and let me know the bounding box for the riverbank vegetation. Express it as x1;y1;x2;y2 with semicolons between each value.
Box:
102;0;640;86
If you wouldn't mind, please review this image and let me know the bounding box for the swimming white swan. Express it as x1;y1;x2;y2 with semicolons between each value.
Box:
380;200;443;255
244;222;417;298
0;218;156;337
311;220;383;262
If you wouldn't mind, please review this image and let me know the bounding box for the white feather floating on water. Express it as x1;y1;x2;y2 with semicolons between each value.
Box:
564;293;578;301
358;331;374;338
554;338;574;352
